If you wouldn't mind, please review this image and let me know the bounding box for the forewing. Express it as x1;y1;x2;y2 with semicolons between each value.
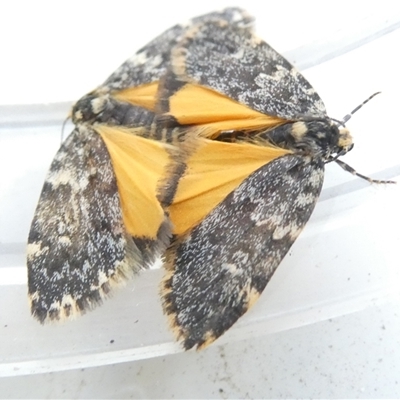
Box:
27;126;143;322
162;155;325;349
162;20;327;120
103;8;254;91
72;8;254;132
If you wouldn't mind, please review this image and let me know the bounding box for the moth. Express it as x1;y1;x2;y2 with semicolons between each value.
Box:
27;8;392;352
158;20;394;349
27;8;253;323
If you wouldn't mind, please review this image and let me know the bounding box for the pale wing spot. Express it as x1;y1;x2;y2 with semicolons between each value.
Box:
120;72;128;82
98;270;109;286
272;224;290;240
61;294;77;308
289;225;303;240
250;34;263;45
61;295;81;319
199;330;217;349
309;168;324;188
239;282;261;310
246;286;261;309
148;54;163;68
281;174;297;186
88;165;97;177
273;65;290;80
255;69;285;86
56;222;67;235
272;221;301;241
254;213;281;227
49;300;61;312
278;202;289;214
254;218;271;227
50;272;63;282
222;262;243;276
82;260;91;274
179;20;191;29
48;166;90;191
290;67;299;77
231;8;246;22
129;51;149;65
29;291;40;302
90;267;111;292
27;242;45;260
295;192;316;207
88;267;109;291
254;72;268;87
47;169;79;190
232;48;245;59
78;175;89;190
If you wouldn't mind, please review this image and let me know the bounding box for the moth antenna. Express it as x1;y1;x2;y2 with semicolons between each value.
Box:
330;117;345;127
61;116;71;144
341;92;381;124
335;159;395;184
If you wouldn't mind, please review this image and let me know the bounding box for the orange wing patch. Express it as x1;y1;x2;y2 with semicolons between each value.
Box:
168;83;286;138
96;124;171;239
170;138;291;235
113;82;159;111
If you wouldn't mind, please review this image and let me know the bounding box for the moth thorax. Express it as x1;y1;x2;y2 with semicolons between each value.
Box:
289;120;344;159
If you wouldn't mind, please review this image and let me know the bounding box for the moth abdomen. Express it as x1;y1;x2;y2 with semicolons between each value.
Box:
72;92;158;131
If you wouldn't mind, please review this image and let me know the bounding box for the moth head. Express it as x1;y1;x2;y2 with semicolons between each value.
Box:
289;120;353;160
71;93;109;124
336;126;354;155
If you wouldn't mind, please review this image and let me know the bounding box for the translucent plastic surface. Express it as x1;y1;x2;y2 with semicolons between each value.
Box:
1;4;400;378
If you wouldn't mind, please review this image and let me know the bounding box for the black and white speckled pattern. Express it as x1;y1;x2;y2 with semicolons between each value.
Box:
103;8;253;91
28;8;361;345
72;8;254;132
27;126;144;322
156;14;359;349
27;10;254;323
163;155;324;349
168;20;327;119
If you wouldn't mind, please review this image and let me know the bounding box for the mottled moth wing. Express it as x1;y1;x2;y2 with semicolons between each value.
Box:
160;20;327;120
158;18;334;349
73;8;254;135
27;8;255;323
103;8;253;91
27;126;141;322
163;155;325;349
